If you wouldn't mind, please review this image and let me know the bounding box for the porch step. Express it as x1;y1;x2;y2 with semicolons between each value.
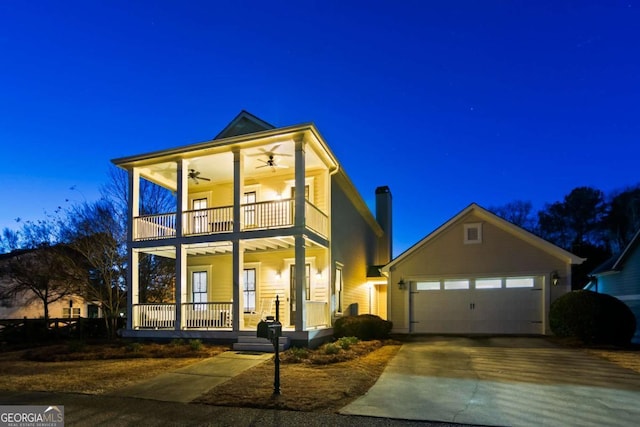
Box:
233;335;290;353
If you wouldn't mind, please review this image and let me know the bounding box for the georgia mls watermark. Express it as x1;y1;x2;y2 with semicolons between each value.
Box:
0;405;64;427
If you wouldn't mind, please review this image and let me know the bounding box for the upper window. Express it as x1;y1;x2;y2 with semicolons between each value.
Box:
464;223;482;244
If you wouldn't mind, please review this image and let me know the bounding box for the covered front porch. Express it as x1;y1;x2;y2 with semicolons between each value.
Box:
128;238;332;336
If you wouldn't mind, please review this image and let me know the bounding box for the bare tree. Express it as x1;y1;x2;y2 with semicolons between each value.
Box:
61;200;127;338
489;200;537;232
605;185;640;253
0;220;87;322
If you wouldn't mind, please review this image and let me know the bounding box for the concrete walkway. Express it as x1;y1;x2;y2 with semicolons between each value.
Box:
341;336;640;426
113;351;272;403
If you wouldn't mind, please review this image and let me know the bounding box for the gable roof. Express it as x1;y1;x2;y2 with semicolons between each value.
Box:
213;110;275;140
382;203;585;272
592;228;640;274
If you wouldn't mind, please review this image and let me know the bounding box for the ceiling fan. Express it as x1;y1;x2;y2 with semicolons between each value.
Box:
248;144;292;171
256;154;290;171
188;169;211;184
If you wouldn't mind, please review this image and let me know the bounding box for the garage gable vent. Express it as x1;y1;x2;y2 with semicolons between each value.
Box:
464;223;482;244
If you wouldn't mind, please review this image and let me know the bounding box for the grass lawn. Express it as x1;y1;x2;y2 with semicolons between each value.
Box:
0;338;401;412
0;337;638;413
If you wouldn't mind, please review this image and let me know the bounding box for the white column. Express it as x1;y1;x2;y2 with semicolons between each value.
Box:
294;138;306;331
175;244;187;330
232;149;244;330
232;239;244;331
127;168;140;330
175;159;188;330
176;159;188;238
127;250;139;330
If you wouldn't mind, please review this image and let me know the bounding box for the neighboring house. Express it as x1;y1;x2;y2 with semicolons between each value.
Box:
0;249;100;319
585;229;640;342
112;111;391;347
382;203;584;335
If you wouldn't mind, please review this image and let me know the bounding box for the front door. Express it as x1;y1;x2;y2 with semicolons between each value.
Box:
289;263;310;326
192;198;207;234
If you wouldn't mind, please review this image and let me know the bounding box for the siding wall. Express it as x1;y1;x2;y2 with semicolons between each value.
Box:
0;290;91;319
388;211;570;332
596;242;640;342
330;178;381;317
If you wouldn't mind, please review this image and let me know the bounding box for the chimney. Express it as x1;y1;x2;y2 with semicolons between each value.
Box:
375;186;392;264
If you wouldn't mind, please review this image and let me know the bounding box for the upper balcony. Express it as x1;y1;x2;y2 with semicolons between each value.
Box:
113;126;339;246
133;198;328;241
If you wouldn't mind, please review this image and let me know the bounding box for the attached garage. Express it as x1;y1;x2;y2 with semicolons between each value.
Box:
410;276;543;334
385;204;584;335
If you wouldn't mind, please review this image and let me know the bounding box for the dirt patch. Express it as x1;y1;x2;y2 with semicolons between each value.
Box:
195;343;401;412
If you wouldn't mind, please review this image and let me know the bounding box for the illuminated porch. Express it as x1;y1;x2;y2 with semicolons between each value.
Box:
133;199;328;241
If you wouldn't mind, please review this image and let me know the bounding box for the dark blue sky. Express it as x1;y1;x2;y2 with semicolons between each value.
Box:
1;1;639;255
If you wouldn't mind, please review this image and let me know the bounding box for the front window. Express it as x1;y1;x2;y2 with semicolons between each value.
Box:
335;266;343;312
62;307;81;318
192;271;208;307
244;268;256;313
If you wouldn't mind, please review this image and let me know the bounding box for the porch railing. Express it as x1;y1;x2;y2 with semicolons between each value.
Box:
305;301;329;329
133;303;175;329
182;302;232;329
183;206;233;235
132;200;327;240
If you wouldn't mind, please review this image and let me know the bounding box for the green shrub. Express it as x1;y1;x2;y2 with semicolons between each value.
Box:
288;346;310;361
126;342;143;353
549;290;636;346
188;339;203;351
334;314;392;340
336;336;359;350
323;343;340;355
67;340;86;353
170;338;185;347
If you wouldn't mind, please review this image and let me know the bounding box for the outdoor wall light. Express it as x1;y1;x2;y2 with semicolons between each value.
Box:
551;271;560;286
275;271;281;280
398;278;406;290
316;270;322;279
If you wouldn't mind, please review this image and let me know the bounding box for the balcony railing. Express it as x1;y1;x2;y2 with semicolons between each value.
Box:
242;199;293;230
182;302;232;329
132;200;328;241
306;201;328;237
134;214;176;241
183;206;233;235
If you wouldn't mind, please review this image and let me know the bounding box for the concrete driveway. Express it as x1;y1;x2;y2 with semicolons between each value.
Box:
341;336;640;426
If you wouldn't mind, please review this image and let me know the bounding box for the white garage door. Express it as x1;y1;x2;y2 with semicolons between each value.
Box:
410;276;543;334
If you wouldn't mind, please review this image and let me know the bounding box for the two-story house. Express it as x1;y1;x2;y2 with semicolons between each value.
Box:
112;111;391;347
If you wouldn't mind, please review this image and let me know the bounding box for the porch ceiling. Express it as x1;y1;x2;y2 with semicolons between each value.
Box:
136;236;322;258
